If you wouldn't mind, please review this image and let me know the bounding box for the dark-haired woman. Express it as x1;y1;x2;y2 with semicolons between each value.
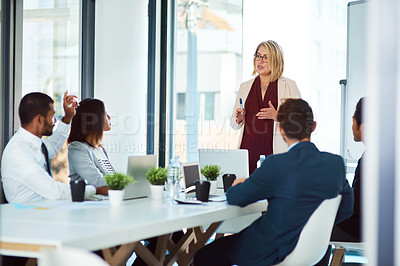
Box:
231;40;301;174
67;98;112;195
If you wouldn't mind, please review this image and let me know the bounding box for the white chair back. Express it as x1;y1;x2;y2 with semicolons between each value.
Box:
39;247;110;266
275;195;342;266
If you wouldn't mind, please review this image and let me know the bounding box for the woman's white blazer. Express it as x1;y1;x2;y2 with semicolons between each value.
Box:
230;76;301;154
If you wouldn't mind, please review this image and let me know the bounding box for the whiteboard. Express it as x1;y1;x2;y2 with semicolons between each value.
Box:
343;0;367;169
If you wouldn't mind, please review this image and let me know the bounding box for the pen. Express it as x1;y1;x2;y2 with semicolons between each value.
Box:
239;98;243;114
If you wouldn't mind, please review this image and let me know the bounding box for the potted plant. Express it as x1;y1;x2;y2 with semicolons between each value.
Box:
104;172;134;207
145;167;167;200
201;164;221;195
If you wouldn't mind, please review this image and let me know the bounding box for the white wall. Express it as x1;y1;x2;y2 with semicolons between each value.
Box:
94;0;148;172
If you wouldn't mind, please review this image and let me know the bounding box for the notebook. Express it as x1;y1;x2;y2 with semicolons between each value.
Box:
124;155;157;200
198;149;249;188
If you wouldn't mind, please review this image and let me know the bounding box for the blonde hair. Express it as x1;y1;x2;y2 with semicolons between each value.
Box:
252;40;284;82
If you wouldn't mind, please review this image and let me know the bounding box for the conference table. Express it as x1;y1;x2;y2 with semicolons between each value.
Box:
0;197;267;265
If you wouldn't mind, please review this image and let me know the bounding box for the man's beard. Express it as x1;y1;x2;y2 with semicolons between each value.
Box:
42;120;54;136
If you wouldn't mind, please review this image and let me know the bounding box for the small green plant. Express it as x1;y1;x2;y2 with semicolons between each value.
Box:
145;167;167;185
104;172;135;190
201;164;221;181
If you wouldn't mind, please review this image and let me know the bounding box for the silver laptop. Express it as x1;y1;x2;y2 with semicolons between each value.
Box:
181;162;227;202
198;149;249;188
124;155;157;200
182;162;202;194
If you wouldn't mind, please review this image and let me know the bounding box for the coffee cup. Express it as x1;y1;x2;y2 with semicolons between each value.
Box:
70;176;86;202
195;180;210;202
222;173;236;192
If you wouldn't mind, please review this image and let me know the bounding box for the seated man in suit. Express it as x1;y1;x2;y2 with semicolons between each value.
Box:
1;92;96;203
194;98;353;266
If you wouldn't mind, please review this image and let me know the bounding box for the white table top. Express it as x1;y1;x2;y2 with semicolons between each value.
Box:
0;198;267;257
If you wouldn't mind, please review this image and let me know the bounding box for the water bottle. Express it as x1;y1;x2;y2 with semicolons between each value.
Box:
174;155;183;192
166;158;180;203
257;155;266;168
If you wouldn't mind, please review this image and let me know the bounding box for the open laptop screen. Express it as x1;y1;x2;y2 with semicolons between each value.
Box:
182;162;201;194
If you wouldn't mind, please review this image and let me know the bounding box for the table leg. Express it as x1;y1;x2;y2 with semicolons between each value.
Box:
102;236;171;266
330;248;346;266
134;242;164;266
164;229;196;266
178;221;222;265
102;221;222;266
154;234;171;261
166;238;176;253
103;242;137;266
25;258;37;266
215;233;225;239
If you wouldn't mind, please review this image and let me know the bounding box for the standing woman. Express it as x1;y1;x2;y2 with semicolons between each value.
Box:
231;40;301;174
67;98;112;195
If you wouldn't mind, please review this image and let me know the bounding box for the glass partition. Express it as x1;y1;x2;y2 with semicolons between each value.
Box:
171;0;243;162
21;0;81;181
243;0;350;154
0;1;3;157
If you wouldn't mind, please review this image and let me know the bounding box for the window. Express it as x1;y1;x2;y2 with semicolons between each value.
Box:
176;93;186;120
312;0;322;18
170;0;243;162
201;92;217;121
243;0;348;154
20;0;81;182
311;41;321;68
22;0;81;109
177;92;217;121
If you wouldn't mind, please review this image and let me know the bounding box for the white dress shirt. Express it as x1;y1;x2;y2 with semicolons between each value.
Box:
1;122;96;203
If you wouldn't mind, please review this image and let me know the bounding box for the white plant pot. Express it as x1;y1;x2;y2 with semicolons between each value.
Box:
150;185;164;200
108;189;125;207
209;180;218;195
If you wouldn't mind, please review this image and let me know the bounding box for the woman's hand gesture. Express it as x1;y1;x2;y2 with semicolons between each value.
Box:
256;101;277;121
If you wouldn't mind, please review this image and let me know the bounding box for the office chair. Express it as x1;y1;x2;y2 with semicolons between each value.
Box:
274;195;342;266
0;174;8;204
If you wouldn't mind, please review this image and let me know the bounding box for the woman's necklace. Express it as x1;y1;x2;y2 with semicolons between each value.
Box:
85;139;99;148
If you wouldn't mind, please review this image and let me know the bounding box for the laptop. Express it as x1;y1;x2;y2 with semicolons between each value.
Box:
124;155;157;200
198;149;249;189
182;162;201;194
181;161;226;202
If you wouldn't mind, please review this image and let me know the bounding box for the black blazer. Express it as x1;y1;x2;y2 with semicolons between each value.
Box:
226;142;354;266
335;154;363;241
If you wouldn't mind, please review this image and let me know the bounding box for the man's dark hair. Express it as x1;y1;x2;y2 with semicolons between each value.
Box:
354;97;364;129
19;92;54;126
68;98;106;147
277;98;314;140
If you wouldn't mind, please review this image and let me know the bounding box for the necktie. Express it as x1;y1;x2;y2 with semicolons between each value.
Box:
41;142;53;177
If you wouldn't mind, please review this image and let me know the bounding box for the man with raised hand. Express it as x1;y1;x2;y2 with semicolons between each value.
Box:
1;92;96;203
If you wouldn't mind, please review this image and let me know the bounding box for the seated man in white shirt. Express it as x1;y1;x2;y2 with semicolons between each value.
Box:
1;91;96;203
